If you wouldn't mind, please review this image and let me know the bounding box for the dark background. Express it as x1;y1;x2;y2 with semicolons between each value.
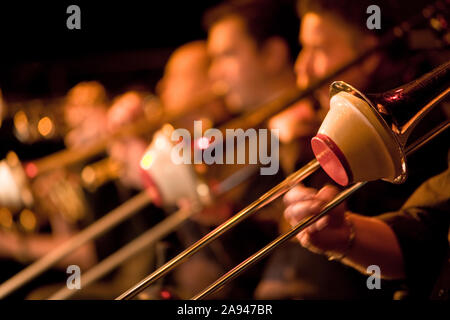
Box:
0;1;221;159
0;1;222;101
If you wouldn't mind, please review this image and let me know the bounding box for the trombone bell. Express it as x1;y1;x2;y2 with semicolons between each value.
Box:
312;62;449;186
312;87;406;186
140;125;211;208
0;152;34;209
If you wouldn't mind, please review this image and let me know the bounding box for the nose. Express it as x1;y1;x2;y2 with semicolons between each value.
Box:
208;60;228;94
294;50;314;89
208;59;220;83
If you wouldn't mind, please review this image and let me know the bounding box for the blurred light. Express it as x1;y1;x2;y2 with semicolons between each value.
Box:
13;111;30;142
19;209;37;232
160;290;172;300
430;16;447;31
196;183;209;197
37;116;54;137
24;162;38;178
0;208;13;229
161;123;174;136
6;151;19;167
81;165;96;186
140;153;154;170
196;137;210;150
0;161;22;208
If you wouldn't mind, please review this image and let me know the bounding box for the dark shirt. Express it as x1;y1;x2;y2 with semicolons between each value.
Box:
378;150;450;298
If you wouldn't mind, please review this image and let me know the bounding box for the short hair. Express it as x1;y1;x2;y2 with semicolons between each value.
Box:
203;0;300;63
297;0;431;38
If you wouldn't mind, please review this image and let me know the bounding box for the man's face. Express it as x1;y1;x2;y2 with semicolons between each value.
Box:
157;47;209;115
207;16;269;111
106;92;147;190
295;12;372;111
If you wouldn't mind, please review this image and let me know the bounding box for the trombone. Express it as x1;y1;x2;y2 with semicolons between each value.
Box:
47;164;259;300
117;61;450;300
21;90;217;179
2;0;444;206
0;0;446;299
115;2;450;299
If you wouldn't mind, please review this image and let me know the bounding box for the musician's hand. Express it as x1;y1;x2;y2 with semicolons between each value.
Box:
283;184;351;256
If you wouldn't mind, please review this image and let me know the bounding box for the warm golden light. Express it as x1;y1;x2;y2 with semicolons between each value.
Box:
161;123;174;136
37;116;54;137
140;153;154;170
19;209;37;232
6;151;19;167
0;208;13;229
13;111;29;141
81;166;96;186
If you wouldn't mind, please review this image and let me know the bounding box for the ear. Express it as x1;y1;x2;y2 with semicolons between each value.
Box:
261;37;291;74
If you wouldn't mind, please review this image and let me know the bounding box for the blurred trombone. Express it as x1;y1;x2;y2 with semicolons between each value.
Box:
118;60;450;300
0;0;447;299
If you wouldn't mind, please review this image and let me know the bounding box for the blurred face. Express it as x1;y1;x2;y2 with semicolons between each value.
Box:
63;82;108;148
107;91;143;132
207;16;269;111
64;81;106;129
106;91;147;190
295;12;377;111
64;105;107;148
157;45;210;115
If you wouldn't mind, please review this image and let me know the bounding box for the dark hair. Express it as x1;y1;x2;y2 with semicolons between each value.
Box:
203;0;300;63
297;0;431;38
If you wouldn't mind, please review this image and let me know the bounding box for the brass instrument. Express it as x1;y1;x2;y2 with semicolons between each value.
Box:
117;61;449;300
0;0;447;299
11;98;66;144
81;157;122;192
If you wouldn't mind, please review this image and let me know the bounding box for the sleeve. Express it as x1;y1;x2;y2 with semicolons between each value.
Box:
377;164;450;297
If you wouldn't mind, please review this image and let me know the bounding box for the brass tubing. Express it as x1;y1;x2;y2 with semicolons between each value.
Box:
0;191;152;299
191;124;450;299
26;91;219;177
192;182;365;300
25;0;437;177
48;206;194;300
116;159;320;300
50;160;264;299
